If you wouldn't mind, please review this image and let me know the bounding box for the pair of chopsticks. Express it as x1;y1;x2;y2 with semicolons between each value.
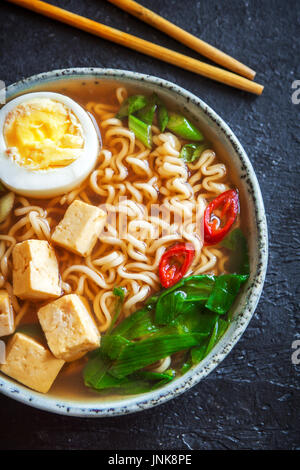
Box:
6;0;264;95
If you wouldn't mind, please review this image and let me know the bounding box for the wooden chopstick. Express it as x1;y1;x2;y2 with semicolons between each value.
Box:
6;0;264;95
108;0;256;80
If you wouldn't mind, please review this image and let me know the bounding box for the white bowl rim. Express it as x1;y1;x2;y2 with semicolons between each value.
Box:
0;68;268;417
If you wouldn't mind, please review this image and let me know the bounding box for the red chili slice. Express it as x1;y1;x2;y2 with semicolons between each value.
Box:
204;189;239;245
159;243;195;289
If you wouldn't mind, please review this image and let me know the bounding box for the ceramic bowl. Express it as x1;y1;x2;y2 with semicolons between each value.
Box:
0;68;268;417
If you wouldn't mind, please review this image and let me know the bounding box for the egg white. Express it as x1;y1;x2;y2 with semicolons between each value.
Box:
0;92;100;198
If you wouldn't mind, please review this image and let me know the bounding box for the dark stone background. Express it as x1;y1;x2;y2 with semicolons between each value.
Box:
0;0;299;450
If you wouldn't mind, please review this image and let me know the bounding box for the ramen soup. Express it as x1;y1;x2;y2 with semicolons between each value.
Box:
0;80;249;399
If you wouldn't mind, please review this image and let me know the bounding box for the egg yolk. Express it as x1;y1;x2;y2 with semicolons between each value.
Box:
4;98;84;170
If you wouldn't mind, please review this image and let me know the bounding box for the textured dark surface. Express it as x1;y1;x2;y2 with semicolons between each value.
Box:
0;0;299;450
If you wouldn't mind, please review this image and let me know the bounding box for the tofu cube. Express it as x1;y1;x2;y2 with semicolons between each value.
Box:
0;290;15;337
13;240;61;300
51;199;106;257
38;294;100;361
0;332;65;393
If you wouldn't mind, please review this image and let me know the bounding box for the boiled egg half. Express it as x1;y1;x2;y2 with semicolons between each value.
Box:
0;92;100;198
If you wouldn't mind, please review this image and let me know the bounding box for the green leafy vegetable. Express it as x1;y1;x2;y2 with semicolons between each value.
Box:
180;142;210;162
166;113;204;141
128;114;152;148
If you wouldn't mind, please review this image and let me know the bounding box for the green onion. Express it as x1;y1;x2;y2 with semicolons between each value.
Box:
190;316;229;364
174;310;219;336
166;113;204;141
136;95;157;125
113;286;126;299
139;369;175;383
84;365;175;394
101;335;131;360
124;311;159;340
116;95;148;119
150;93;169;131
205;274;248;315
128;114;152;148
109;333;207;378
155;290;187;325
83;350;111;390
204;319;219;355
180;142;210;162
157;103;169;131
153;273;248;324
84;267;248;393
112;307;151;338
191;343;208;364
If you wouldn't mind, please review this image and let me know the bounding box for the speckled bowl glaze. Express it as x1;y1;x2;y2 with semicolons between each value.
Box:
0;68;268;417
